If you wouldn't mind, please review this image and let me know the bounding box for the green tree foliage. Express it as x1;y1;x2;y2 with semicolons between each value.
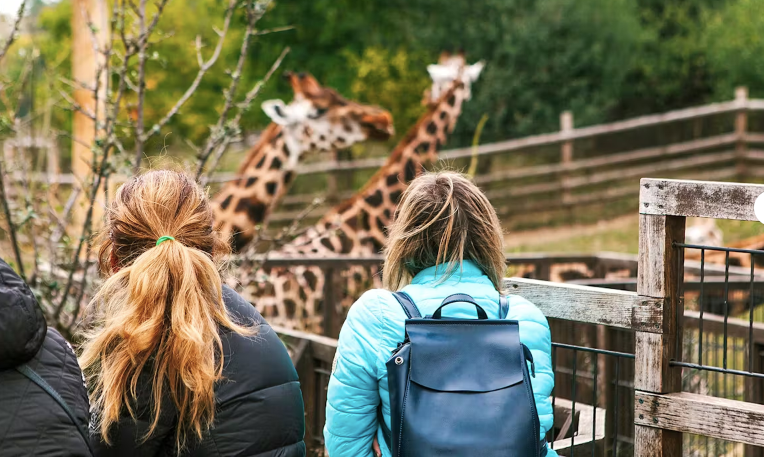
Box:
8;0;764;165
704;0;764;99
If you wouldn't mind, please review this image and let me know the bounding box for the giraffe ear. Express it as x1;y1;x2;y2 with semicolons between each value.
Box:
464;61;485;83
261;99;291;125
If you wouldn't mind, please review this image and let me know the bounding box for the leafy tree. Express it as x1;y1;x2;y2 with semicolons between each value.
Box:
703;0;764;100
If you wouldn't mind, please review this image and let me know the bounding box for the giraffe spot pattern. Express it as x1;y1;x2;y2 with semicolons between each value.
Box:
404;159;417;182
360;213;371;231
303;269;318;291
386;173;399;187
426;122;437;135
245;176;258;188
266;181;278;196
270;157;283;170
320;237;335;252
284;171;295;184
220;194;233;210
364;189;384;207
235;199;267;225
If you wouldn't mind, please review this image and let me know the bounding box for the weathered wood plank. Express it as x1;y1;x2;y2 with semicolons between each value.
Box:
640;178;764;221
635;391;764;447
504;277;662;331
635;214;685;456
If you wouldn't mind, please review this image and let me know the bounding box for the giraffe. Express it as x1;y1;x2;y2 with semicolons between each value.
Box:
236;52;485;332
212;71;394;251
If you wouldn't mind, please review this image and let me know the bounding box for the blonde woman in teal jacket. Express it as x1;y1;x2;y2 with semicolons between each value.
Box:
324;171;557;457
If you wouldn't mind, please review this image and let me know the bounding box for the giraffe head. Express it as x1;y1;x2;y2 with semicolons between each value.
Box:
423;51;485;106
261;72;394;168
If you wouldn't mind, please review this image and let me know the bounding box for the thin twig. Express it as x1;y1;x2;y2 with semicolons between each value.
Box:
253;25;295;36
0;155;25;280
132;0;148;173
130;0;169;173
195;1;272;179
0;0;27;65
199;45;290;184
141;0;238;144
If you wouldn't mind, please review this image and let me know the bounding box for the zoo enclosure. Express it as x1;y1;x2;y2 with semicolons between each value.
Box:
8;88;764;231
275;178;764;456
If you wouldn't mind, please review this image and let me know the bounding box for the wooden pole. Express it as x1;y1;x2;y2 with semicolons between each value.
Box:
634;212;685;456
735;86;749;179
71;0;108;229
560;111;573;205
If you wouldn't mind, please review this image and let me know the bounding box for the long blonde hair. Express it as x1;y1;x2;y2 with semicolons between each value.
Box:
383;171;507;291
79;170;254;450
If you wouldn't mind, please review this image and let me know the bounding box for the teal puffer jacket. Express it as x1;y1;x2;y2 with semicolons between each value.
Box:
324;261;557;457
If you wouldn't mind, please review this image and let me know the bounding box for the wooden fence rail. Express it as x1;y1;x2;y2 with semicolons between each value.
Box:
8;88;764;230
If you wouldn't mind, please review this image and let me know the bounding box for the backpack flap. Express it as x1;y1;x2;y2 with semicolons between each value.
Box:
406;320;524;392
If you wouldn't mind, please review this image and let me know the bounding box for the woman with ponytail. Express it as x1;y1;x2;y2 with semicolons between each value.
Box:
79;170;305;456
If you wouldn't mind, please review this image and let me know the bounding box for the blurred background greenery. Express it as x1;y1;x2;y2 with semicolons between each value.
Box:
3;0;764;170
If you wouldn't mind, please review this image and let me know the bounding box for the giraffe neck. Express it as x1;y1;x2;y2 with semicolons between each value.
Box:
283;82;469;256
212;123;302;250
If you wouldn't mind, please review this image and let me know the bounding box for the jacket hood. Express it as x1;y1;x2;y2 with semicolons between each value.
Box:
0;258;46;369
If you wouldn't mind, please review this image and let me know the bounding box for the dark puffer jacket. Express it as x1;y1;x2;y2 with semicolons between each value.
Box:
0;258;92;456
91;285;306;457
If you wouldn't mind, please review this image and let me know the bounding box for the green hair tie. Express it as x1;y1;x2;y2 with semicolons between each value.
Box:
156;236;175;246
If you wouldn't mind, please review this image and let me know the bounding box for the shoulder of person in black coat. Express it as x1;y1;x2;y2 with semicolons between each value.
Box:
0;258;47;370
0;258;92;457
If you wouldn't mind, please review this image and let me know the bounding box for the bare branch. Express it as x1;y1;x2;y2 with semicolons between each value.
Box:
130;0;169;173
57;88;97;121
199;46;290;184
253;25;295;36
0;0;27;65
236;46;290;113
141;0;238;145
195;0;273;179
132;0;148;173
0;154;25;280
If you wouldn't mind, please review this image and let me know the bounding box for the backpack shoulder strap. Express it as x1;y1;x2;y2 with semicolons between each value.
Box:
16;364;94;455
392;291;422;319
499;295;509;320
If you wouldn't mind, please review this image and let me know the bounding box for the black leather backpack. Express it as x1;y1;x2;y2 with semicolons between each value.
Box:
379;292;548;457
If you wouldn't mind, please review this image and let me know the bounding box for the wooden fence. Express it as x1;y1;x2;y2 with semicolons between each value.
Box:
273;178;764;456
9;87;764;231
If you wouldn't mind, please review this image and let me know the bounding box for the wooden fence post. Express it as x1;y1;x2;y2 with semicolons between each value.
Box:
735;86;749;179
560;111;574;205
322;267;343;338
745;342;764;457
634;212;686;456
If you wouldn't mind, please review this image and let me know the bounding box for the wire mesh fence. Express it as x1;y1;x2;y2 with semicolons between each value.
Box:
674;242;764;457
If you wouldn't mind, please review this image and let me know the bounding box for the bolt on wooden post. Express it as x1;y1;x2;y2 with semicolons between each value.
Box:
634;179;685;456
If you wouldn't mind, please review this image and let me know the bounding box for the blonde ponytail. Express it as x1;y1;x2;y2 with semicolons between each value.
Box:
79;170;254;451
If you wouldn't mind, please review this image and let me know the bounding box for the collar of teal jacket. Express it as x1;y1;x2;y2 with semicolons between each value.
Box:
410;260;489;286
